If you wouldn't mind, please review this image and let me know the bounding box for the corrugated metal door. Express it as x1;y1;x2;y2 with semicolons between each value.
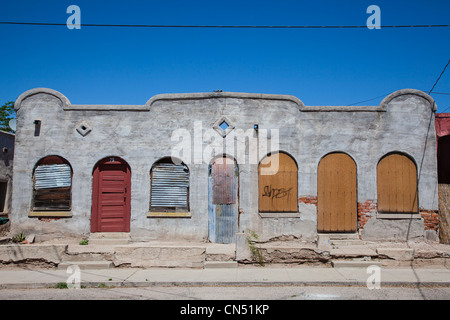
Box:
377;153;418;213
209;157;238;243
150;162;189;210
91;157;131;232
259;152;298;212
317;153;357;233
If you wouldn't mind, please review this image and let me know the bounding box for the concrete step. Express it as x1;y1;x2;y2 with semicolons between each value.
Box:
330;245;378;257
204;261;238;269
205;243;235;261
113;244;206;268
317;233;360;250
89;232;130;239
331;260;382;268
88;232;130;245
67;244;116;254
58;261;113;270
330;239;363;246
376;248;415;261
88;238;130;245
325;233;360;240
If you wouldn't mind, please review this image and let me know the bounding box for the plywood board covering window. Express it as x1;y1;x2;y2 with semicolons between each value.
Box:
150;160;189;211
377;153;418;213
258;152;298;212
32;156;72;211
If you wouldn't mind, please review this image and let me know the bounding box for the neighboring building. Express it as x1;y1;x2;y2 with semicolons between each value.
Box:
10;88;439;243
435;113;450;244
0;130;14;226
436;113;450;184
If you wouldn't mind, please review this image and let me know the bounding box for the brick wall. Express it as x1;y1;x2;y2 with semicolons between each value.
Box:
357;200;376;229
420;209;439;231
298;197;440;233
298;196;317;206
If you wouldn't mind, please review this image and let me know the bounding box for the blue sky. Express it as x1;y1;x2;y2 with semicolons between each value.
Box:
0;0;449;112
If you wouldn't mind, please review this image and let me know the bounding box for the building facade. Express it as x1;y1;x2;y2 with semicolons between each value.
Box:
435;113;450;244
0;130;14;236
10;88;439;242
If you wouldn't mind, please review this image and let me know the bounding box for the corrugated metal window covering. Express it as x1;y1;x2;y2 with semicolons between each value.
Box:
151;163;189;209
33;163;72;211
35;164;72;189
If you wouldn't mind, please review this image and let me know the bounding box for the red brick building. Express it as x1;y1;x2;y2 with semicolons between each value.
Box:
436;113;450;183
436;113;450;244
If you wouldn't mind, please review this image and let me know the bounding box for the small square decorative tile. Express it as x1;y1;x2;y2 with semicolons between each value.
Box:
76;121;92;137
213;116;235;137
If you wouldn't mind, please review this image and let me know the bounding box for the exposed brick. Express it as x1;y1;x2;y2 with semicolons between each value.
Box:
420;209;439;231
298;196;317;206
357;200;377;229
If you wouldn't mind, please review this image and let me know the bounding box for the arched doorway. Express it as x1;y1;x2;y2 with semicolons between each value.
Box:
208;155;239;243
317;152;357;233
91;157;131;233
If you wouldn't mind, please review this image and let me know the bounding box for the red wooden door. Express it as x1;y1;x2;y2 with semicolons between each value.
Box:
91;157;131;232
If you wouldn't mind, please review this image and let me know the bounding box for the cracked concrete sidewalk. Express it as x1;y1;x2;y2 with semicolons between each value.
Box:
0;265;449;289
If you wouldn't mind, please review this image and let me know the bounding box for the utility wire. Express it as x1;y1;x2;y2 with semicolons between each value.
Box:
440;106;450;113
1;21;450;28
429;59;450;94
345;93;391;106
431;92;450;95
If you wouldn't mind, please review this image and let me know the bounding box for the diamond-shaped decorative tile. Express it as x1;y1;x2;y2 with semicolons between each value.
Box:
213;116;235;137
76;121;92;137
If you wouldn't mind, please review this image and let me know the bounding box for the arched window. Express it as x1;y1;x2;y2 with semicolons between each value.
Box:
32;155;72;211
150;157;189;212
258;152;298;212
377;153;418;213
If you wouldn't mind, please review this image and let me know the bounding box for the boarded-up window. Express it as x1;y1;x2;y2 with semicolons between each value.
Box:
150;159;189;211
32;156;72;211
377;153;418;213
259;152;298;212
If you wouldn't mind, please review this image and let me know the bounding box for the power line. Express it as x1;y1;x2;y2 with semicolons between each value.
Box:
1;21;450;29
440;106;450;113
431;92;450;95
429;59;450;94
345;93;391;106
